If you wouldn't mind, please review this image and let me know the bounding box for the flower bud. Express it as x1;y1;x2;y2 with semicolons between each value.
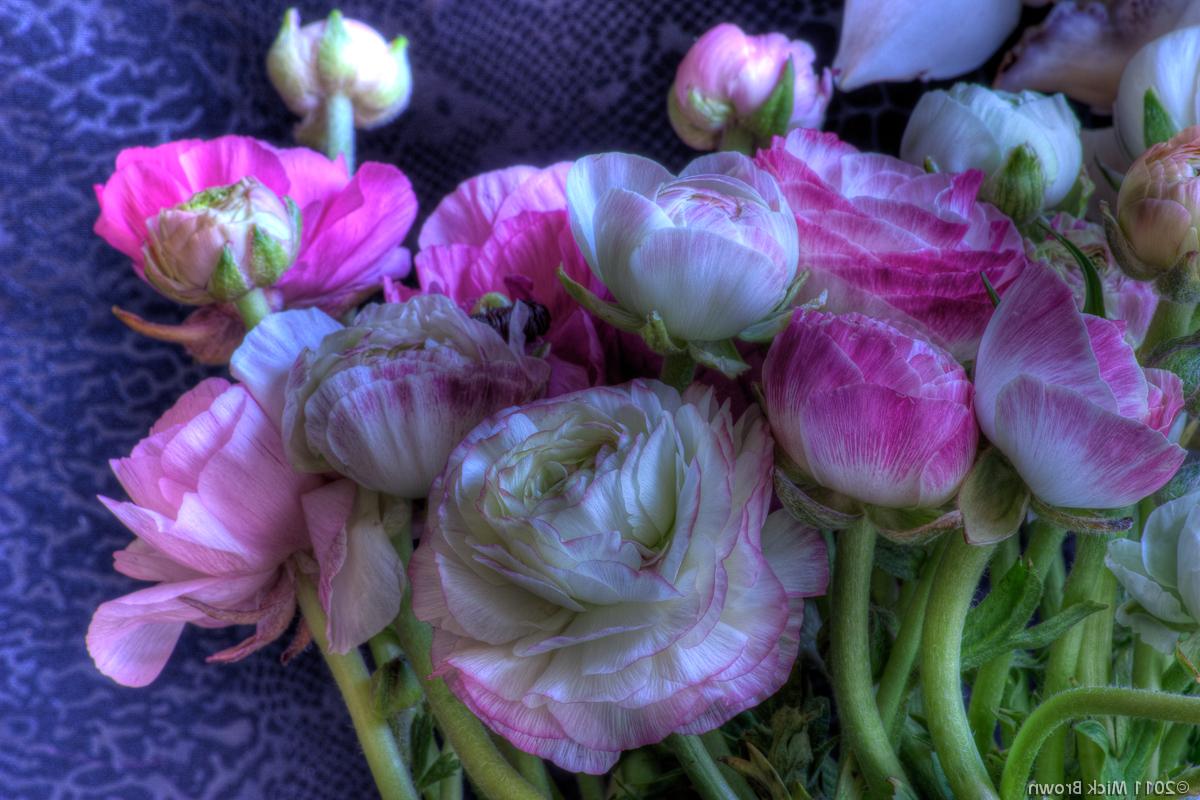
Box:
900;84;1083;219
268;9;412;131
1107;125;1200;295
1114;25;1200;158
142;177;301;305
668;23;832;151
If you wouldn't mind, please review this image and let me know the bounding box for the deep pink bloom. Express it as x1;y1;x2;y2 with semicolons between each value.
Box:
756;129;1029;361
94;135;417;358
412;164;611;394
87;378;402;686
975;265;1185;509
410;381;827;773
764;309;978;508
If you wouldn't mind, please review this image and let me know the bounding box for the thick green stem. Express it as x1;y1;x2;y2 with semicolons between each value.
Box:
234;287;272;330
659;352;696;392
876;537;946;740
1000;688;1200;800
323;92;357;173
699;730;757;800
921;535;999;800
967;536;1021;755
1159;719;1195;773
295;577;419;800
829;518;910;798
1139;299;1196;360
665;733;741;800
1076;551;1118;795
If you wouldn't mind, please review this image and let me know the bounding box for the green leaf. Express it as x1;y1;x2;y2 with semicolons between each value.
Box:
743;57;796;144
416;751;461;791
1003;601;1106;656
1074;718;1110;751
962;559;1044;671
688;338;749;378
410;712;435;774
1039;221;1106;318
1144;87;1178;149
873;538;929;582
980;272;1000;309
957;448;1030;545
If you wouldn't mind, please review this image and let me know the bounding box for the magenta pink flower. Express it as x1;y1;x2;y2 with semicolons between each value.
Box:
764;309;978;509
975;265;1186;509
94;135;417;360
410;381;827;773
756;129;1029;361
87;378;403;686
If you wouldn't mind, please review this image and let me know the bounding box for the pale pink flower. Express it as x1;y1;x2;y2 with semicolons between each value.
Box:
94;135;417;359
974;265;1185;509
1114;125;1200;276
410;381;828;773
87;378;403;686
764;309;978;509
756;129;1029;361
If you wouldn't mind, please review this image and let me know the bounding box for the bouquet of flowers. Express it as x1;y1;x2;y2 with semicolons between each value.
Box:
85;4;1200;799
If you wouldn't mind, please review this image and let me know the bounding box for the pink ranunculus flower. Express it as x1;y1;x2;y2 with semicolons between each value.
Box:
974;264;1186;509
410;380;828;773
669;23;832;151
756;129;1029;361
763;309;978;509
94;135;417;360
412;163;610;394
87;378;403;686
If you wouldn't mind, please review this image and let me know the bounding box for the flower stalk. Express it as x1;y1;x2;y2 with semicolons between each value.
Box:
665;734;741;800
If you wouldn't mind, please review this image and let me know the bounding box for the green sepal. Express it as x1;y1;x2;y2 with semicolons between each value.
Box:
370;657;422;716
1147;332;1200;415
250;220;295;288
1101;202;1162;281
737;271;813;343
981;143;1045;225
688;338;748;377
774;469;862;530
317;9;355;84
980;271;1001;309
1092;154;1123;192
742;57;796;146
867;506;962;546
957;448;1030;545
1144;87;1178;149
1157;252;1200;303
639;311;686;355
1039;220;1106;317
207;244;250;302
557;266;643;331
1029;497;1133;534
923;156;940;174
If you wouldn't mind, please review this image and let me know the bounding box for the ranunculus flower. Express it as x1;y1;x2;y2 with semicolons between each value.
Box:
1110;125;1200;283
284;295;551;499
763;309;977;509
566;151;798;343
833;0;1020;90
1115;25;1200;157
1106;488;1200;652
87;378;403;686
900;84;1083;213
974;264;1185;509
410;380;828;773
995;0;1200;112
668;23;832;151
268;9;412;133
94;135;417;360
412;163;610;393
1035;213;1158;348
756;129;1029;361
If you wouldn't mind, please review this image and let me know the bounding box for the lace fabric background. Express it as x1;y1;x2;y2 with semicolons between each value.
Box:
0;1;994;796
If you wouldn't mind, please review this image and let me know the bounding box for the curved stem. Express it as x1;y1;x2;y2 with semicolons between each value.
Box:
234;287;271;330
921;535;999;800
876;537;946;739
659;352;695;392
295;576;418;800
967;536;1020;755
829;518;910;798
1000;688;1200;800
665;734;740;800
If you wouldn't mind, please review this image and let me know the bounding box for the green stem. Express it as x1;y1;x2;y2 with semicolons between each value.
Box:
295;576;419;800
876;537;946;740
967;536;1021;755
324;91;357;173
1138;299;1196;360
1076;552;1118;795
369;627;404;668
659;352;695;392
1159;719;1195;773
829;518;910;798
1000;688;1200;800
665;733;741;800
511;748;554;799
699;730;757;800
921;535;999;800
576;774;605;800
234;287;272;329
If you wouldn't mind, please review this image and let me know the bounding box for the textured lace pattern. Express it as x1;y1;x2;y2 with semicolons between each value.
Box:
0;0;973;796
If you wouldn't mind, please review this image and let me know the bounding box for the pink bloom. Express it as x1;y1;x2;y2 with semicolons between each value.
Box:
414;164;609;394
410;381;827;773
669;23;832;150
94;136;417;356
763;309;978;508
756;129;1029;361
975;265;1186;509
87;378;402;686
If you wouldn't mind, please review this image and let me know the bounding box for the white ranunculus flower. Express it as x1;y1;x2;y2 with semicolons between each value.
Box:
1106;489;1200;652
409;380;829;773
1115;25;1200;158
900;83;1083;209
